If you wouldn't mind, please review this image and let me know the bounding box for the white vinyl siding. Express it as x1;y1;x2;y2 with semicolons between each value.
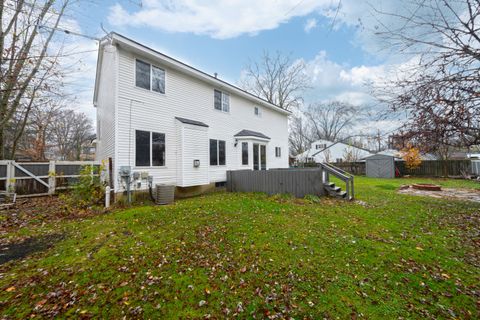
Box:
104;46;289;192
95;44;117;163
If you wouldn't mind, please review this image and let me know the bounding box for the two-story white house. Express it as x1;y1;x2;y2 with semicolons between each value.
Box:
296;139;373;164
94;33;290;195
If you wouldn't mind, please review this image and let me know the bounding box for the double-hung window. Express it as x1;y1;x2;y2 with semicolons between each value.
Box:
275;147;281;158
241;142;248;165
135;59;165;94
214;89;230;112
254;106;261;117
210;139;226;165
136;130;165;167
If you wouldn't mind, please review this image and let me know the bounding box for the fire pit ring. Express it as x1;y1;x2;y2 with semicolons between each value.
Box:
411;184;442;191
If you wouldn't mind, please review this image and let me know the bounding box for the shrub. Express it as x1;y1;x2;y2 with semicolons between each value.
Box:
402;146;422;170
64;164;106;209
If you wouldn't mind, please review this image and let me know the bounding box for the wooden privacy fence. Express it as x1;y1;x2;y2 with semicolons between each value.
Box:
334;162;366;175
472;160;480;175
396;160;471;176
334;160;475;177
0;160;101;197
226;168;325;198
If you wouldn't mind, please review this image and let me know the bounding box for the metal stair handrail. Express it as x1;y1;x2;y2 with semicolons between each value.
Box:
320;162;355;201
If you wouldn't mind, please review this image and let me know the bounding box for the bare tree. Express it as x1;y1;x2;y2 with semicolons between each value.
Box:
241;51;310;111
305;101;360;142
0;0;71;159
51;109;93;160
373;0;480;153
288;114;313;156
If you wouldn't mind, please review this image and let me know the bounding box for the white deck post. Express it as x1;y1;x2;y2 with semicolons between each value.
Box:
48;161;56;195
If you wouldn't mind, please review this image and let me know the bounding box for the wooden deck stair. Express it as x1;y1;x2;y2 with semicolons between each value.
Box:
319;163;354;201
323;182;347;199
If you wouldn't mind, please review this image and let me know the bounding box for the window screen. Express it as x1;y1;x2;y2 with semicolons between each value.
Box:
210;139;218;165
135;60;151;90
152;66;165;94
135;130;150;166
242;142;248;165
152;132;165;166
218;140;226;165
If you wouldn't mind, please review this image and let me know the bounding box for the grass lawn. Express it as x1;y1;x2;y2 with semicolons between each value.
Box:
0;177;479;318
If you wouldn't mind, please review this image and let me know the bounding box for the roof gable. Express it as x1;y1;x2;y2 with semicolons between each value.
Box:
94;33;291;117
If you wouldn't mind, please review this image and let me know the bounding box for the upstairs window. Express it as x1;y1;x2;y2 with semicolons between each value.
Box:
254;106;261;117
275;147;281;158
136;130;165;167
210;139;226;165
214;89;230;112
242;142;248;165
316;144;326;150
135;59;165;94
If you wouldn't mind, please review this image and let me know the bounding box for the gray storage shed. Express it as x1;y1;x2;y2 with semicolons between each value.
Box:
365;154;395;178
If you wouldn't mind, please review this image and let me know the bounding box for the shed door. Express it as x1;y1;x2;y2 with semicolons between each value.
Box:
368;158;394;178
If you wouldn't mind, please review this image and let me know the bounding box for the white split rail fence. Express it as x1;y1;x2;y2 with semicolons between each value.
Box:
0;160;102;198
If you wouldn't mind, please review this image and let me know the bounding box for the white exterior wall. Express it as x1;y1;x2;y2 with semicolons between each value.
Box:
99;45;288;192
95;44;118;162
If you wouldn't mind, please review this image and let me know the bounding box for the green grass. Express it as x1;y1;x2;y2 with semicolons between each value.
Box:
0;177;479;319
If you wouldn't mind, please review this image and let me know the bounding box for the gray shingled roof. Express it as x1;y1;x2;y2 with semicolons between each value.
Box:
175;117;209;127
234;129;270;140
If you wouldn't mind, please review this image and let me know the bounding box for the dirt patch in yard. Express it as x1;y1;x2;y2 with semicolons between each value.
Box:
398;186;480;203
0;233;64;265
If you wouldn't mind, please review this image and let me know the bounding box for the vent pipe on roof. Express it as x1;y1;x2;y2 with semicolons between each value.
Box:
214;72;218;78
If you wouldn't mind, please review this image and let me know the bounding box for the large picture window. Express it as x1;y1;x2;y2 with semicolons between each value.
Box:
214;89;230;112
210;139;226;165
135;130;165;167
135;59;165;94
242;142;248;165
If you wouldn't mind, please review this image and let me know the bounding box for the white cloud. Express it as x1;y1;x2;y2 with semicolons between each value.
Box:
299;50;422;135
304;18;317;33
108;0;333;39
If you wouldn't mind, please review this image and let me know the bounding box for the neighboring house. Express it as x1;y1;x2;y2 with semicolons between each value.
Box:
296;139;373;163
94;33;290;194
374;149;439;161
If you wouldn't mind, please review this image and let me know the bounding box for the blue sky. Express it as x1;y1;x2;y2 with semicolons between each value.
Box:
63;0;410;132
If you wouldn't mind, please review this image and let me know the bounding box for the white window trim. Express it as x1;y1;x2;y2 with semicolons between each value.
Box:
210;138;227;166
275;147;281;158
214;89;230;113
134;129;167;168
134;58;167;95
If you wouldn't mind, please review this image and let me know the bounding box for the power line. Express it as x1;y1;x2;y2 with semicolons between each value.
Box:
284;0;307;17
38;25;101;41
